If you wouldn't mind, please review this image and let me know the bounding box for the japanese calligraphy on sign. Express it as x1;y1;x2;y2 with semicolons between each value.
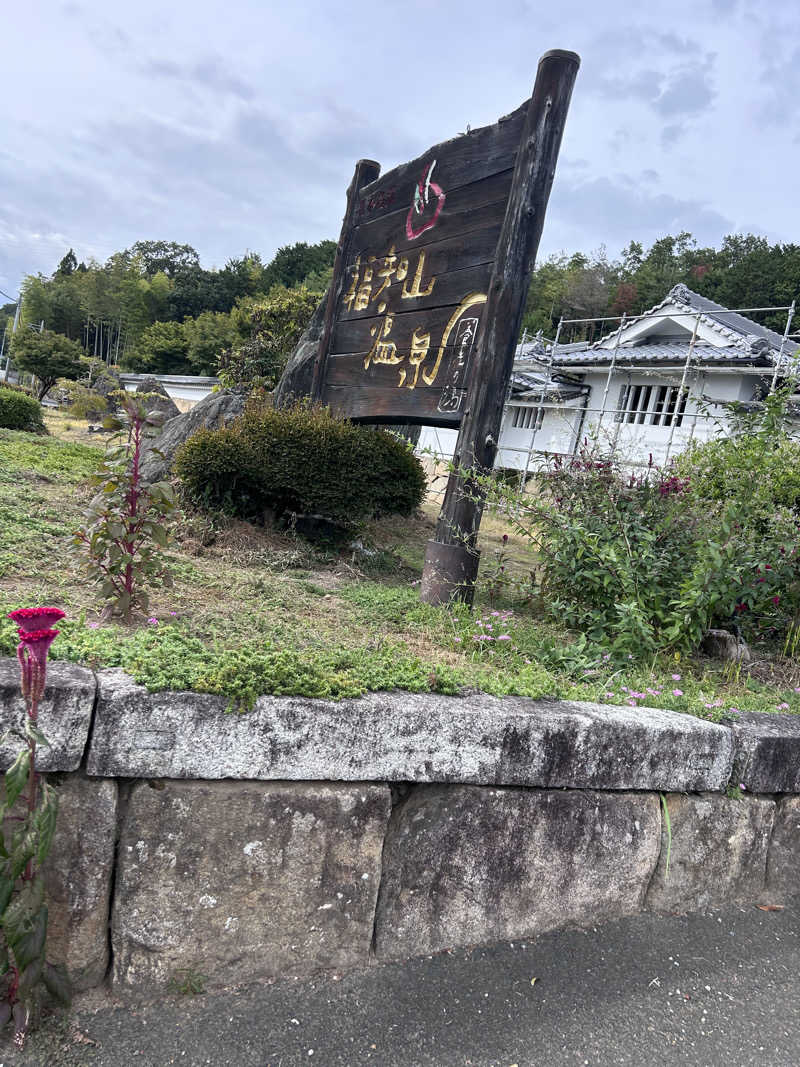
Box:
312;98;530;426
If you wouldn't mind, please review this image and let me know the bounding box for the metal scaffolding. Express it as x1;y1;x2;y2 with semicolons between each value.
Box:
420;300;799;499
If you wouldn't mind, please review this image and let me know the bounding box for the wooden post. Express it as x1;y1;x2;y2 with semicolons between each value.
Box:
310;158;381;403
420;49;580;606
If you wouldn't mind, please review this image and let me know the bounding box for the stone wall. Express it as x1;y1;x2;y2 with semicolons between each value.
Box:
1;660;798;995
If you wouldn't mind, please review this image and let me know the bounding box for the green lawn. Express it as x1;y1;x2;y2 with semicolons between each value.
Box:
1;415;798;719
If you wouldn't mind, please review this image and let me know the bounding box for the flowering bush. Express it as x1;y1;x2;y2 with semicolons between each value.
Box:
0;607;71;1049
486;417;800;657
74;393;175;623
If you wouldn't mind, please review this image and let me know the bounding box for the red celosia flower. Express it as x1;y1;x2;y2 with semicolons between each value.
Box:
16;628;59;706
8;607;66;633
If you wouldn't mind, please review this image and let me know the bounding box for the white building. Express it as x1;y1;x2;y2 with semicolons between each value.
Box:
419;284;799;473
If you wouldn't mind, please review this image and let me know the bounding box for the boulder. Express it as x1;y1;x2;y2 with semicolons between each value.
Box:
0;659;96;772
730;711;800;793
700;628;751;662
111;779;390;990
645;793;775;913
134;376;180;421
42;775;118;990
138;387;246;484
272;291;328;408
90;368;122;410
374;785;660;959
87;670;734;792
765;796;800;901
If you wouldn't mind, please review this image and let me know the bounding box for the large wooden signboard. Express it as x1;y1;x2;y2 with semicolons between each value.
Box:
311;105;529;426
311;50;580;603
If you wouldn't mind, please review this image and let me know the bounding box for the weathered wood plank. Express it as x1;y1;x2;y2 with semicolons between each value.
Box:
354;104;527;228
349;169;513;261
322;384;462;427
331;273;489;351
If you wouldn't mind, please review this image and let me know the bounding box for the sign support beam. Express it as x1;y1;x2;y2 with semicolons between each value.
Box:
420;49;580;606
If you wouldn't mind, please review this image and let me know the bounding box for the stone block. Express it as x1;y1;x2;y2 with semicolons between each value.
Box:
645;793;775;913
89;670;733;791
112;780;390;990
0;659;96;771
373;785;660;960
42;774;118;991
730;712;800;793
765;796;800;901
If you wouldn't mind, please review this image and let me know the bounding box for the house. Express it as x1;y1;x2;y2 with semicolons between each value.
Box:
418;284;799;473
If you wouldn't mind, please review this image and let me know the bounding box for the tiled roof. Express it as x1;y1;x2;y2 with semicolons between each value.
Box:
549;342;775;367
516;285;798;370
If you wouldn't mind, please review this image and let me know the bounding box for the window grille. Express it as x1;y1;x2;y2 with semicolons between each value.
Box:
614;383;688;427
511;404;545;430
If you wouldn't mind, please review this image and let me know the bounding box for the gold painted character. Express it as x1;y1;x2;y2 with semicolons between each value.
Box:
402;250;435;300
399;326;431;388
364;314;402;370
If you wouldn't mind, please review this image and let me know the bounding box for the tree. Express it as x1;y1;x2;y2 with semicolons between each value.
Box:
124;320;190;374
184;311;237;375
55;249;79;276
123;240;200;279
10;329;83;399
218;285;318;389
261;240;336;291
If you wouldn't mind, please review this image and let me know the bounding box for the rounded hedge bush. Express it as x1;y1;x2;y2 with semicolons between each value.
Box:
0;384;46;433
174;403;427;529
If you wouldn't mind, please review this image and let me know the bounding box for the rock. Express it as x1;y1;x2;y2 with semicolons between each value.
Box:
730;711;800;793
134;376;180;421
90;368;122;410
111;779;390;990
88;671;734;792
374;785;660;959
645;793;775;913
42;775;118;990
272;291;328;408
765;796;800;901
700;628;751;662
138;388;246;484
0;659;96;772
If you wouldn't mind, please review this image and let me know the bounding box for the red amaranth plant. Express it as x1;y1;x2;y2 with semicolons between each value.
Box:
74;392;175;623
0;608;71;1048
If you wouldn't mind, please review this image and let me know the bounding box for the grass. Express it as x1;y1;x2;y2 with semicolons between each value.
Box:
1;413;800;718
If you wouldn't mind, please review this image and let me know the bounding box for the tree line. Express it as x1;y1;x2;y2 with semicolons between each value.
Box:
5;231;800;394
3;239;335;379
522;232;800;343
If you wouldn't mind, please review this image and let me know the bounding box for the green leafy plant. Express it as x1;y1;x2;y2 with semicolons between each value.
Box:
74;393;176;622
1;607;71;1049
0;385;46;434
175;401;427;535
168;966;208;995
217;285;318;390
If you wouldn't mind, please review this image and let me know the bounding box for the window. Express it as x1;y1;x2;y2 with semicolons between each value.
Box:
614;383;688;427
511;404;545;430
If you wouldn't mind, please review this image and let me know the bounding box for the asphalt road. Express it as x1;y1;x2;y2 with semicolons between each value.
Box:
6;894;799;1067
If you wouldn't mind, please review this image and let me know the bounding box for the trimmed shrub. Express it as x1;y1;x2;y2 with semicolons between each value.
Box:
0;383;47;433
174;403;427;531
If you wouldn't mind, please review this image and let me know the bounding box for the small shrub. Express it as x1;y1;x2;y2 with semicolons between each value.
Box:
59;380;109;421
175;403;427;533
0;386;46;434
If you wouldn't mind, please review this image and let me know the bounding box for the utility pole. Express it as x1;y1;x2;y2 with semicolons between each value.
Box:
0;286;21;382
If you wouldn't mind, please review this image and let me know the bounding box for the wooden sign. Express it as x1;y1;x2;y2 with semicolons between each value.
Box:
311;51;580;603
311;102;530;425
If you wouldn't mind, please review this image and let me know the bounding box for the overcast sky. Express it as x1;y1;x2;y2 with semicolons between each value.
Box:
2;0;798;297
